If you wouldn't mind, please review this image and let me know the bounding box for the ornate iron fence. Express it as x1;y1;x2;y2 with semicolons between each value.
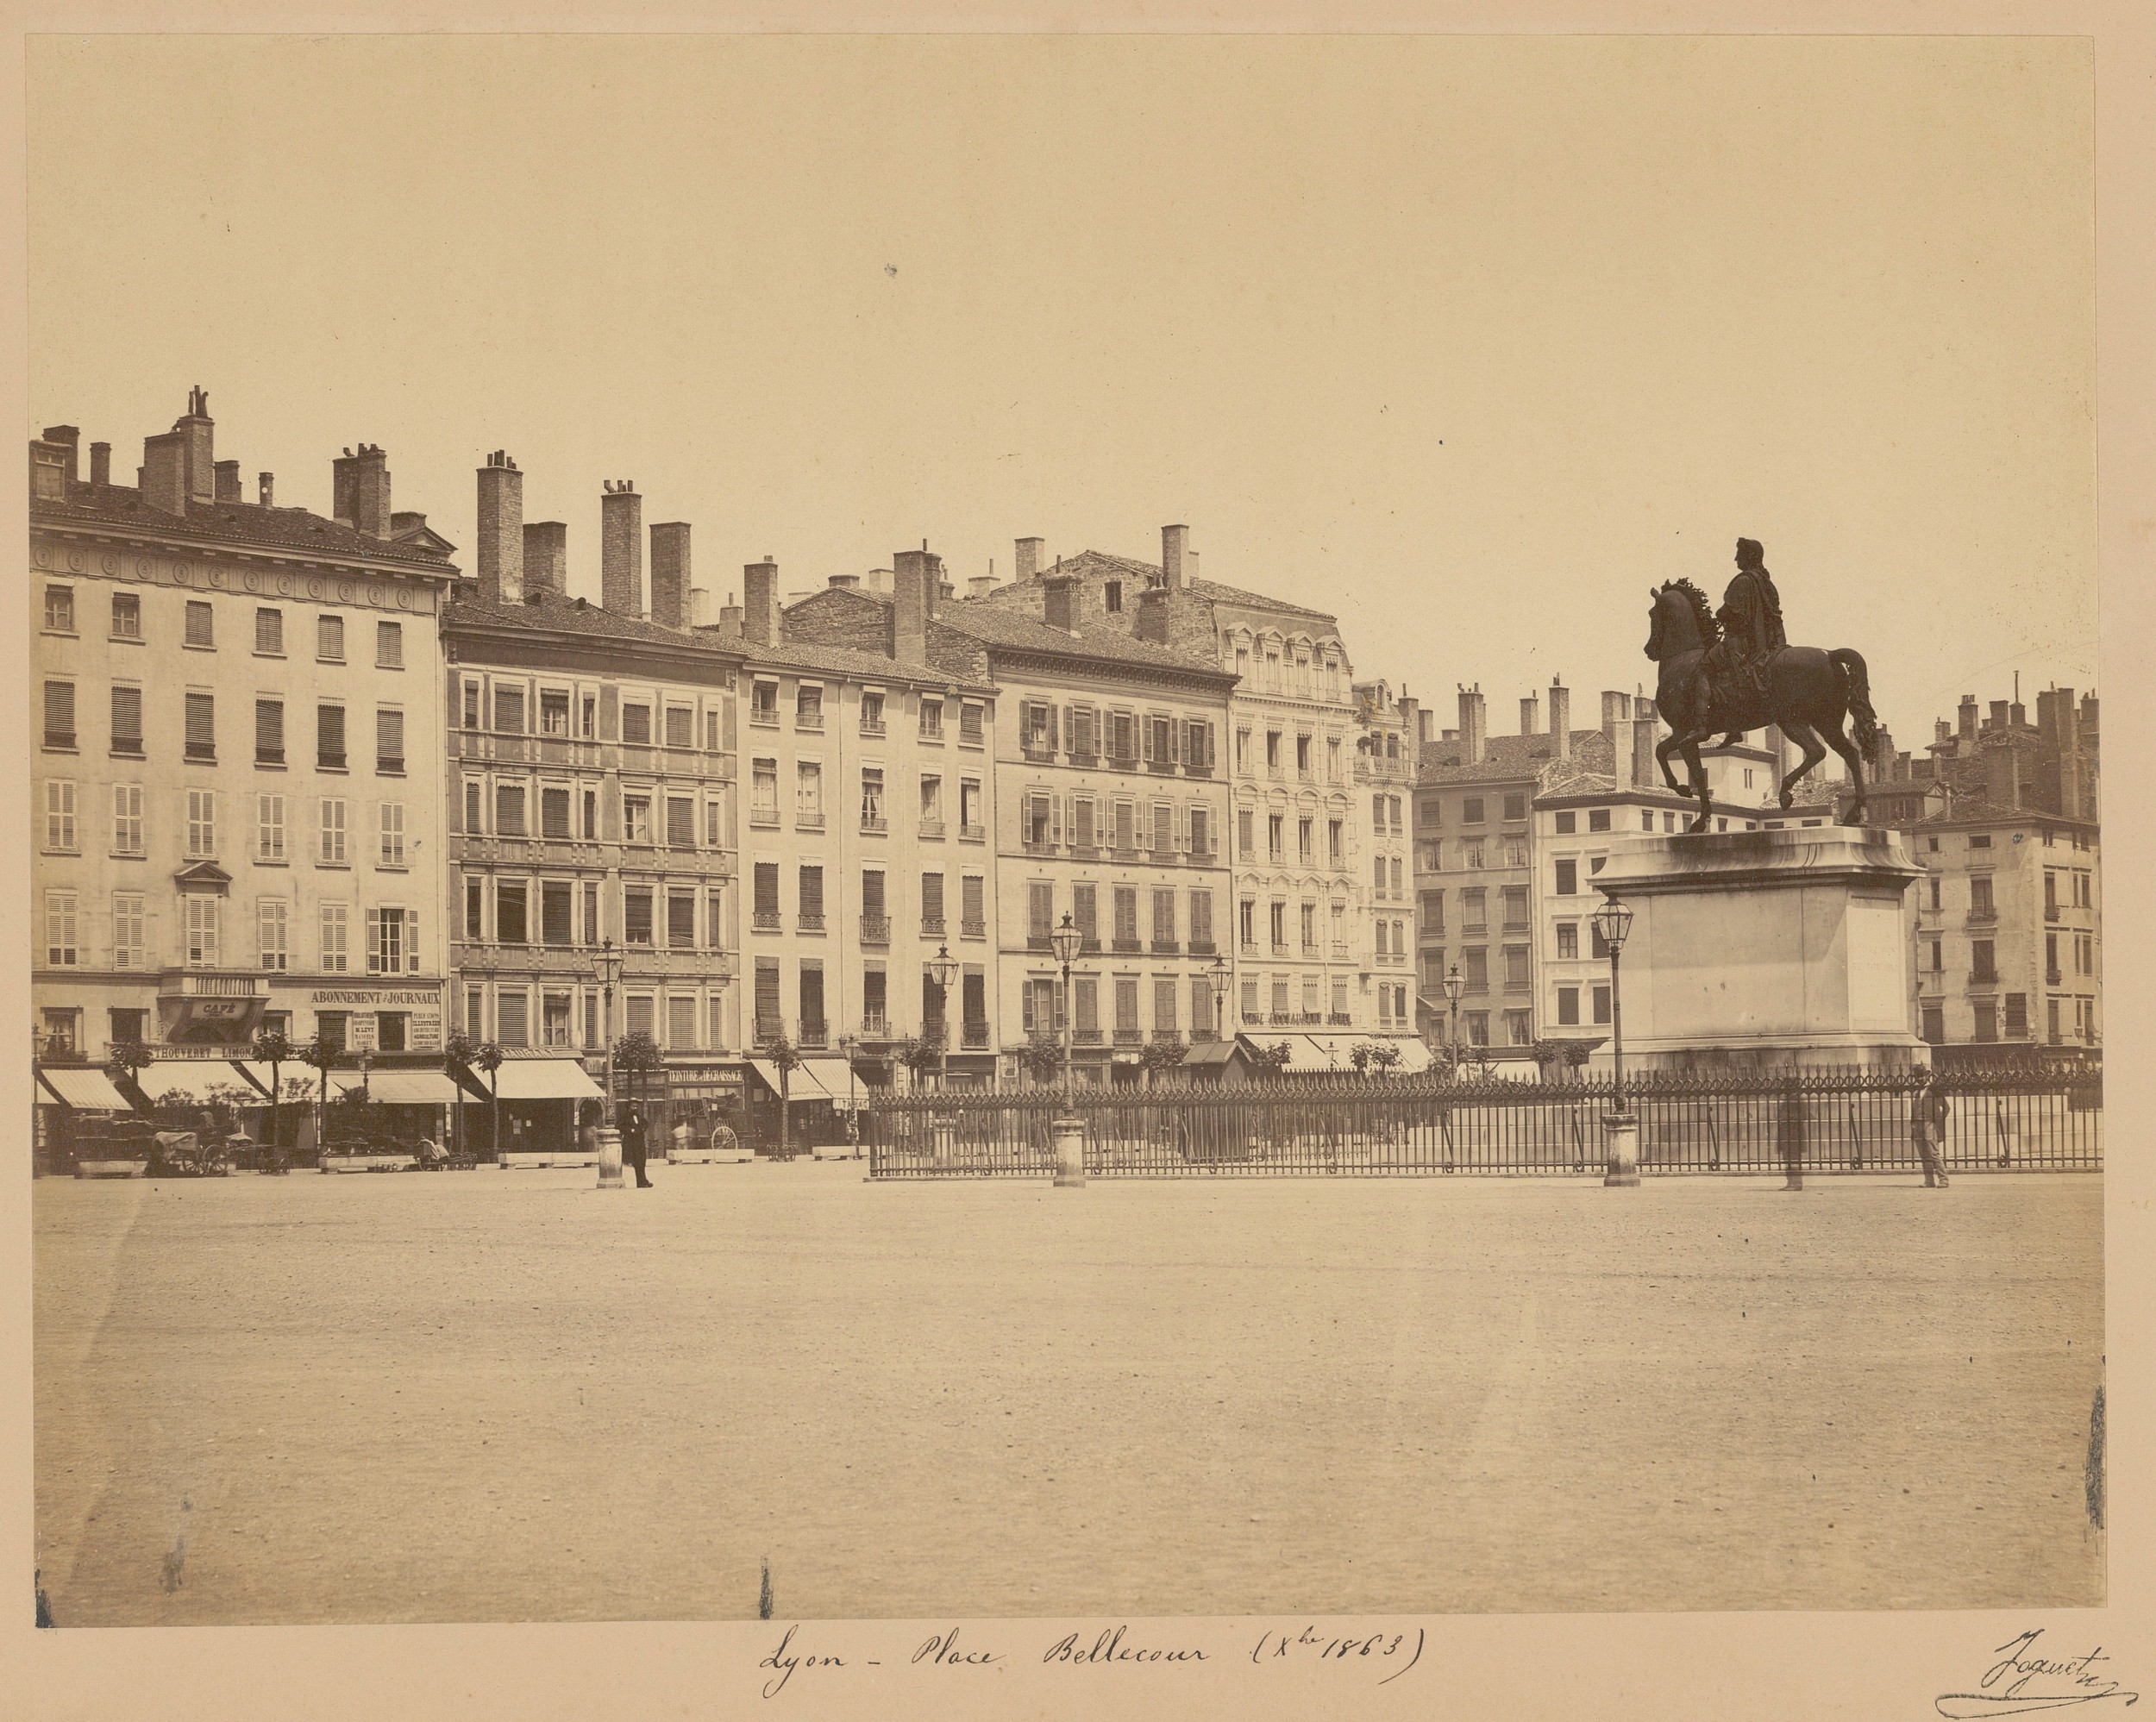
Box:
862;1065;2102;1180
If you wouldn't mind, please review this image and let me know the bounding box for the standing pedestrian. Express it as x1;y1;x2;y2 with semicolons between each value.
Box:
624;1102;652;1188
1776;1074;1807;1192
1912;1065;1952;1188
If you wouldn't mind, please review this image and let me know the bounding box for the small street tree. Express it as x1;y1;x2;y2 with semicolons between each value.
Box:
615;1031;663;1108
1250;1040;1294;1082
106;1037;154;1099
1017;1031;1063;1088
762;1035;805;1159
471;1042;505;1160
251;1025;296;1172
1138;1038;1188;1088
444;1031;477;1157
297;1034;342;1168
897;1028;945;1093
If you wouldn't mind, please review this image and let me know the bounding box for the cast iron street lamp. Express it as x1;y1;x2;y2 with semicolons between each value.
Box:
1444;962;1466;1069
1049;911;1085;1187
927;943;960;1092
1206;953;1232;1043
1589;896;1639;1187
593;937;626;1190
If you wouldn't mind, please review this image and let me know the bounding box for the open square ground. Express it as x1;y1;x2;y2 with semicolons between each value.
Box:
34;1164;2103;1625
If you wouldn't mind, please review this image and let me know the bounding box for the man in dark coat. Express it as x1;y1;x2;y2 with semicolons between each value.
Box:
623;1103;653;1188
1912;1067;1952;1189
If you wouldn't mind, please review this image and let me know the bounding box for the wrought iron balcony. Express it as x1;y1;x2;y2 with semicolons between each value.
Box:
961;1024;990;1050
860;915;890;946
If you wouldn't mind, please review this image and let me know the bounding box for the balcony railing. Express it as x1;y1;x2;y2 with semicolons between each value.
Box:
795;812;825;832
799;1022;829;1049
961;1024;990;1050
1028;932;1051;951
1075;1027;1104;1045
860;1012;892;1039
919;818;945;840
860;915;891;945
1112;1027;1144;1046
754;1017;785;1044
962;918;987;938
1021;742;1055;764
861;815;888;836
1328;1011;1352;1026
1966;911;1999;928
749;706;780;728
798;911;825;931
960;823;986;842
858;717;886;738
1969;971;2000;987
1112;937;1143;953
751;910;780;932
921;917;946;938
1189;938;1217;955
1152;939;1179;955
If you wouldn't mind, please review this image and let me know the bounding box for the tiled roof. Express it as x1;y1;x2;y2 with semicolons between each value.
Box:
807;582;1232;679
1420;729;1617;785
992;548;1340;626
34;479;458;571
446;589;730;652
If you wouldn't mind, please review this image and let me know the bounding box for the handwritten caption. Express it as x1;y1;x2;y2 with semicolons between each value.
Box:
1937;1629;2138;1719
755;1620;1424;1699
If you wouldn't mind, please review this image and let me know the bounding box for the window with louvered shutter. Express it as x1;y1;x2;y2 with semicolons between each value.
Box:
110;686;142;754
542;787;570;838
542;882;573;945
376;708;404;773
255;699;284;764
754;862;779;917
317;704;345;768
667;797;694;848
43;680;75;748
665;706;692;748
184;692;215;761
799;866;824;923
754;960;780;1029
668;892;697;948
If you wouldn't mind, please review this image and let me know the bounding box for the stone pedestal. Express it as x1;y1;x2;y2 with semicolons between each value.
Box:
1591;828;1922;1072
1050;1116;1086;1187
1602;1113;1639;1187
596;1126;625;1190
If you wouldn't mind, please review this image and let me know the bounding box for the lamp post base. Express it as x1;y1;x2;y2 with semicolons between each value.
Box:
1602;1111;1639;1187
1050;1115;1086;1187
596;1126;625;1190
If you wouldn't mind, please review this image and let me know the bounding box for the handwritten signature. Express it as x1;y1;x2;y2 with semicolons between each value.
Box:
1938;1631;2139;1719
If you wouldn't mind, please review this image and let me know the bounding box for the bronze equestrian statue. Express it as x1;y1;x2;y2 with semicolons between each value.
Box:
1645;538;1879;832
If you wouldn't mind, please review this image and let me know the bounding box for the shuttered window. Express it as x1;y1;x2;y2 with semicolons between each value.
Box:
753;862;780;921
624;888;654;946
376;708;404;773
184;692;215;761
667;796;695;848
317;704;346;769
665;706;693;748
110;686;142;755
668;892;697;948
542;882;573;946
542;787;571;838
962;874;985;936
255;699;285;764
799;866;824;924
43;680;75;748
754;960;781;1035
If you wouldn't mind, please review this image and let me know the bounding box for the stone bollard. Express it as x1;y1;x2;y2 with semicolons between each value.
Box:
597;1126;625;1190
1051;1116;1087;1188
1602;1111;1640;1187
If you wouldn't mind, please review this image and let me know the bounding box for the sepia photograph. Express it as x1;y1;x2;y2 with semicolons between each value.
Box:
12;13;2137;1716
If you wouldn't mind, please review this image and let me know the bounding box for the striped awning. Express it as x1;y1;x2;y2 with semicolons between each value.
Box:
135;1061;254;1105
487;1059;603;1101
360;1069;466;1105
35;1067;132;1109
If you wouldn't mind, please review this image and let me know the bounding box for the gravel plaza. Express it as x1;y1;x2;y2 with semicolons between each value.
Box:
34;1162;2103;1626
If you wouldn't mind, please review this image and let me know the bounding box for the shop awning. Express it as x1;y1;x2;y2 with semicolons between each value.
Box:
1181;1040;1240;1068
35;1067;132;1109
360;1069;466;1105
487;1059;604;1101
1238;1034;1435;1076
749;1056;865;1106
229;1060;329;1102
135;1061;254;1105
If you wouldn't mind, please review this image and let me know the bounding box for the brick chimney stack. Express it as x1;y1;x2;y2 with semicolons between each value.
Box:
177;387;214;503
141;430;188;516
649;522;692;629
475;451;523;605
1601;690;1632;755
1014;537;1044;583
1520;692;1540;736
1161;523;1188;592
1632;711;1658;790
254;470;271;506
40;426;78;485
90;442;111;487
331;444;392;538
1457;685;1486;766
743;560;780;648
891;550;931;662
522;522;567;598
600;480;643;616
1136;585;1170;643
1958;693;1979;743
213;460;241;502
1044;573;1080;634
1549;678;1571;761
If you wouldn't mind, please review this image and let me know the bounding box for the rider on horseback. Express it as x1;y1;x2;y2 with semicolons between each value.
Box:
1706;536;1786;714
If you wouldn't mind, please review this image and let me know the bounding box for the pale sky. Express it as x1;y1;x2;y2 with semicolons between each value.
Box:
29;34;2096;751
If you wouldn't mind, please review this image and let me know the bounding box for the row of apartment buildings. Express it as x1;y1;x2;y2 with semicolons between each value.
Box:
29;393;1425;1107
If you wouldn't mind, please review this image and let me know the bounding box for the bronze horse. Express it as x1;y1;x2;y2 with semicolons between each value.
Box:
1645;579;1878;832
